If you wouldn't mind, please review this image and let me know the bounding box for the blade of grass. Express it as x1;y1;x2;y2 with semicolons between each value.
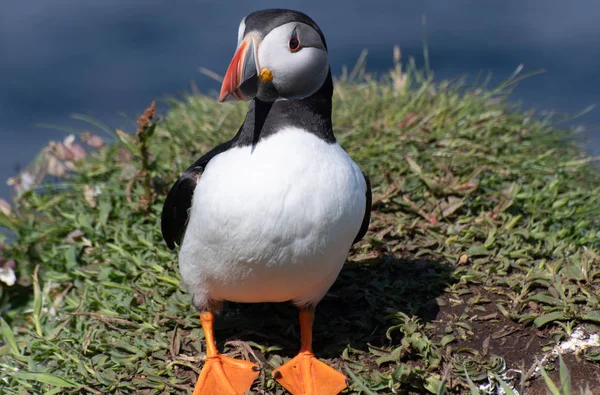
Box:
558;354;572;394
32;265;43;336
345;366;378;395
13;372;81;388
537;363;561;395
0;318;20;355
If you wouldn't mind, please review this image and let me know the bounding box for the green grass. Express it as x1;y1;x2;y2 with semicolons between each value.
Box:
1;60;600;394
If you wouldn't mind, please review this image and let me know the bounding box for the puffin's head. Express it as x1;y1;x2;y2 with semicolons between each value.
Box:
219;9;329;103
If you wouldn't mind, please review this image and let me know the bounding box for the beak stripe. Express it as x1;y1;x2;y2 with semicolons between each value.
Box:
219;38;258;102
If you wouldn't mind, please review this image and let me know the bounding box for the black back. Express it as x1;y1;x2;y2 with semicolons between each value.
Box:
354;172;371;244
161;140;234;249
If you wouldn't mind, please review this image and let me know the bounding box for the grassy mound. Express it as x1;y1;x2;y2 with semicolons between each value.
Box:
1;65;600;394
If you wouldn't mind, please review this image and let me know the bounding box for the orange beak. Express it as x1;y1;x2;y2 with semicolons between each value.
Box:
219;36;259;102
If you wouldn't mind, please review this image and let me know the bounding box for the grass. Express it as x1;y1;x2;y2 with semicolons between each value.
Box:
1;57;600;394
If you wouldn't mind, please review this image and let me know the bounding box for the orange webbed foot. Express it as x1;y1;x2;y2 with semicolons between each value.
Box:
193;354;259;395
193;311;259;395
273;351;347;395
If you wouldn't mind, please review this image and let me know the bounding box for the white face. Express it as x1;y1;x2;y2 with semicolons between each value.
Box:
252;22;329;101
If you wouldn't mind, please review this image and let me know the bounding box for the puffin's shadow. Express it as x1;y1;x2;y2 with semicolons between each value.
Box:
216;255;455;359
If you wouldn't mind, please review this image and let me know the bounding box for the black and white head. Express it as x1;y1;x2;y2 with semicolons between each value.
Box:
219;9;330;103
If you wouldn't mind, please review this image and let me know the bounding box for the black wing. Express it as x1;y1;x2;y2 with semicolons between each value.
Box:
161;140;234;250
353;171;372;244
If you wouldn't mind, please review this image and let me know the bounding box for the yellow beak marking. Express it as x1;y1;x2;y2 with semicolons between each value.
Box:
259;68;273;83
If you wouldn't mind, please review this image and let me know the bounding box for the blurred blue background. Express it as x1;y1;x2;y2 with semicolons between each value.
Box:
1;0;598;198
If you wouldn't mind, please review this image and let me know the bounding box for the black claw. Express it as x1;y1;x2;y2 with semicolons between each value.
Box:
273;370;282;379
252;366;261;372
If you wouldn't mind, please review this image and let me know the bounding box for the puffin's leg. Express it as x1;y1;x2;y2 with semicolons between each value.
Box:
192;311;259;395
273;307;347;395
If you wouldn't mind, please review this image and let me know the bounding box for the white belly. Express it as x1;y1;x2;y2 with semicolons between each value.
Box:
178;127;366;308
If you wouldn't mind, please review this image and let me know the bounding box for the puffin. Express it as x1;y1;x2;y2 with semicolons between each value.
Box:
161;9;371;395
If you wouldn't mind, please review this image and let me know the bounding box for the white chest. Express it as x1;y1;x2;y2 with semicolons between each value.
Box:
179;127;366;306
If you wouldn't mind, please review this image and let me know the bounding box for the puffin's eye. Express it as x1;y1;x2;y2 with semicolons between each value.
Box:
289;35;301;53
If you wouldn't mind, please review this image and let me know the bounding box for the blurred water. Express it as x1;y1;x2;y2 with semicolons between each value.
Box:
1;0;598;198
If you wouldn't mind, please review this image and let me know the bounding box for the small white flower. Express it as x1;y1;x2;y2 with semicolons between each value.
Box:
0;265;16;286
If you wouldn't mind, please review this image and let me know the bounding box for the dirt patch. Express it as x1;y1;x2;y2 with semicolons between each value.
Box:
434;289;549;365
430;287;600;393
527;354;600;394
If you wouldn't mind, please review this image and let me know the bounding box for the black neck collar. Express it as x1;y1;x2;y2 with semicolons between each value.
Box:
232;70;335;147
